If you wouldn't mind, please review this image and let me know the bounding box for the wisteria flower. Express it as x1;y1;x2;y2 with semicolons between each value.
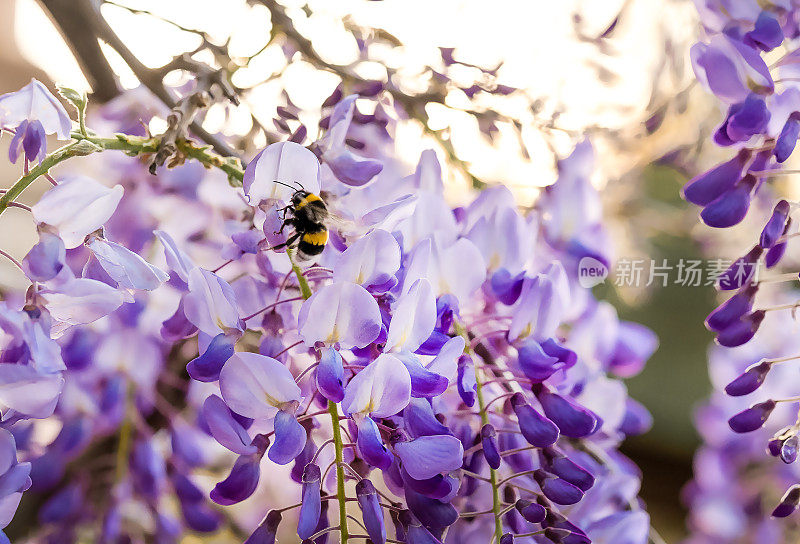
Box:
0;78;71;163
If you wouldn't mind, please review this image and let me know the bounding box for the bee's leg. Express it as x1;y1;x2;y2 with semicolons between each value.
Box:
269;233;300;252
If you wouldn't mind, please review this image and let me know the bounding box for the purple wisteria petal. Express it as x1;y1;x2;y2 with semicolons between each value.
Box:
775;117;800;162
161;298;198;341
244;510;281;544
717;246;763;291
394;435;463;480
200;395;256;455
510;393;559;447
32;177;124;249
608;322;658;378
356;479;386;544
760;200;790;249
700;176;756;228
691;35;773;104
396;353;448;398
316;347;346;402
243;141;321;204
386;279;436;353
268;410;306;465
681;150;750;206
319;95;383;186
22;230;65;282
186;332;237;382
210;452;262;505
86;237;168;291
772;485;800;518
343;353;411;418
724;360;771;396
515;499;546;523
219;352;301;420
297;464;321;539
517;340;561;382
425;335;465;382
620;398;653;436
333;229;401;291
538;388;600;438
298;282;382;349
183;268;242;336
40;278;125;328
745;11;783;51
480;424;501;469
714;94;770;145
509;262;570;342
404;485;458;531
0;79;71;139
403;398;449;437
356;416;393;470
456;355;477;407
534;469;584;505
728;399;776;432
715;310;765;347
542;448;594;491
154;230;195;284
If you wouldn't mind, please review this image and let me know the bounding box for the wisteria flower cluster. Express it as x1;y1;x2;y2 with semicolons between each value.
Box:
684;0;800;538
0;75;657;544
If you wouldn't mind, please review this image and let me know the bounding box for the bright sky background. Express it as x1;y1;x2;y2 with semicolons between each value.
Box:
14;0;697;200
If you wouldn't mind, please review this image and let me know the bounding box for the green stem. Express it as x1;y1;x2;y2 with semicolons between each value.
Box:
328;400;349;544
453;320;503;542
0;133;244;218
287;247;313;300
115;381;134;483
287;248;347;542
0;141;81;215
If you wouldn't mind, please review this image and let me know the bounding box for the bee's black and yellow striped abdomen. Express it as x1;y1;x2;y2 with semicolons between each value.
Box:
297;223;328;258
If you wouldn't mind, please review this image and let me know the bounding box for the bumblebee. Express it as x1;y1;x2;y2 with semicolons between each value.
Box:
273;181;330;261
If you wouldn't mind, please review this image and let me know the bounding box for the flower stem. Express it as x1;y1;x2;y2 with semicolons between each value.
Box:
287;248;347;541
287;247;313;300
0;141;82;216
328;399;348;543
115;381;134;483
0;132;246;218
453;319;504;542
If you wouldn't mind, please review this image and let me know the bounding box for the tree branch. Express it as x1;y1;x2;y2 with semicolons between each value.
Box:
37;0;120;102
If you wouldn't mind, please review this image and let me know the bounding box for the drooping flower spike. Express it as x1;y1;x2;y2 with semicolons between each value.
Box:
684;3;800;533
0;73;656;544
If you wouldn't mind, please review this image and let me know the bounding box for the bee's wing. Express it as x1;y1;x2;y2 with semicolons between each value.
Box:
323;209;368;239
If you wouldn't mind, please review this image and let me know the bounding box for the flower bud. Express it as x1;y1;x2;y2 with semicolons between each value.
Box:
536;388;600;438
724;360;771;396
481;424;501;469
297;464;321;539
533;469;583;505
511;393;559;447
705;284;758;332
356;479;386;544
716;310;765;347
515;499;546;523
728;400;776;433
760;200;790;249
772;484;800;517
682;149;750;206
244;510;282;544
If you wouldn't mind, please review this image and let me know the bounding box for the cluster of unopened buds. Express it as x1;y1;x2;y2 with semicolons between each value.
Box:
684;1;800;537
0;73;657;544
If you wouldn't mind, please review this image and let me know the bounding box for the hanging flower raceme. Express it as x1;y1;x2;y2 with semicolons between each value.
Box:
684;2;800;535
0;76;656;544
